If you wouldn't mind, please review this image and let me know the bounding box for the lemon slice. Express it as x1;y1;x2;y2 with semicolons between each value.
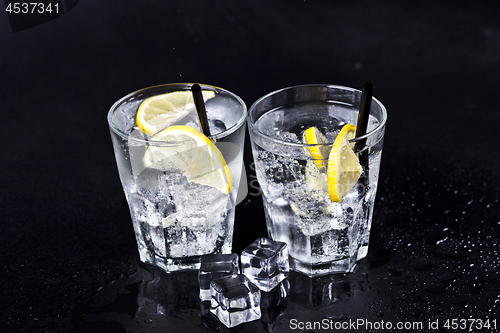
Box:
326;124;362;202
136;90;215;135
302;126;330;170
144;125;232;194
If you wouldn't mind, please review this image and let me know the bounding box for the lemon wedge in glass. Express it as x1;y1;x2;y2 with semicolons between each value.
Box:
143;125;232;194
136;90;215;135
302;126;330;171
326;124;362;202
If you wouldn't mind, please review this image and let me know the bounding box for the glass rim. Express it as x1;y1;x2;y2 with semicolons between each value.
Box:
247;83;387;147
107;83;248;144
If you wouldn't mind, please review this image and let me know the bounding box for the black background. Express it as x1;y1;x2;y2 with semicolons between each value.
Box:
1;1;499;332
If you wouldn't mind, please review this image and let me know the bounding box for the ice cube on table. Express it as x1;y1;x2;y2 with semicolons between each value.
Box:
241;237;289;292
210;274;261;328
198;253;240;301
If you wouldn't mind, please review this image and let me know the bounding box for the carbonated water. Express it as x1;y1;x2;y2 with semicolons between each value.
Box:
109;89;245;272
252;102;383;275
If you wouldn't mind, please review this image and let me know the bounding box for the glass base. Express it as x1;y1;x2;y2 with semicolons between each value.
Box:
289;244;368;277
134;229;235;273
138;248;201;272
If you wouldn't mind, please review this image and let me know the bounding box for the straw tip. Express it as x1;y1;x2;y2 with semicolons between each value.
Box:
363;82;374;92
191;83;201;93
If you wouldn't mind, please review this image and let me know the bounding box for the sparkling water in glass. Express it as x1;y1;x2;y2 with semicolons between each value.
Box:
108;83;247;272
247;84;387;276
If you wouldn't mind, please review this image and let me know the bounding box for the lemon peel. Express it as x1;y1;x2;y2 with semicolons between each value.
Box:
326;124;362;202
302;126;330;171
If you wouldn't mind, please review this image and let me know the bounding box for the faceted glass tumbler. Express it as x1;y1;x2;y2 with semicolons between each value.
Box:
108;83;247;272
247;84;387;276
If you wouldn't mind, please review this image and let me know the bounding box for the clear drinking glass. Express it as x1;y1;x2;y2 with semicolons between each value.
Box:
108;83;247;272
247;84;387;276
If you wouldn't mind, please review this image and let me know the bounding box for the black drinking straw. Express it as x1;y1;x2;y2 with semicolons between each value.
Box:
355;82;374;140
191;83;211;137
355;83;374;188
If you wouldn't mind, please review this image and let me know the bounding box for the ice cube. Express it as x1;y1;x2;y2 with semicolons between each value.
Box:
210;274;261;328
209;119;227;135
309;227;349;261
241;237;289;292
172;109;201;130
198;253;240;301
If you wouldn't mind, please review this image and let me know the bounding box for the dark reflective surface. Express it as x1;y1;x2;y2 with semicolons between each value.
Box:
2;0;500;332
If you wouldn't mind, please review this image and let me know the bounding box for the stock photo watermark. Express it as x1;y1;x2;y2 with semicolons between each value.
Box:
289;318;498;331
4;0;79;32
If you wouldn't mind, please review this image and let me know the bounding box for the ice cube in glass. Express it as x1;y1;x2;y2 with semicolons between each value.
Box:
241;237;289;292
199;253;240;301
210;274;261;328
